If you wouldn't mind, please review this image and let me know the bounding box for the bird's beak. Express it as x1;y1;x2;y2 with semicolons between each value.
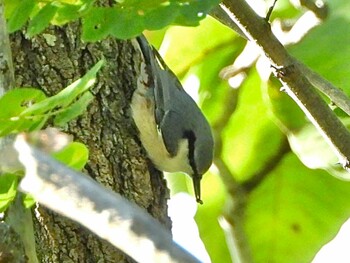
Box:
192;174;203;205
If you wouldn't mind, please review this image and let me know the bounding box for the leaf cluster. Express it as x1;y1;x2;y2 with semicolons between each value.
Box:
0;61;103;213
0;60;102;135
5;0;220;40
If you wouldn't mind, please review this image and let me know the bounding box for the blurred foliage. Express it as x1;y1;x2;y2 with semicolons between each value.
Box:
0;173;18;212
245;153;350;263
52;142;89;171
288;0;350;92
149;0;350;262
4;0;220;40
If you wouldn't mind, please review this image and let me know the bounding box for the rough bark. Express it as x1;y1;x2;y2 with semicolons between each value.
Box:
10;22;171;263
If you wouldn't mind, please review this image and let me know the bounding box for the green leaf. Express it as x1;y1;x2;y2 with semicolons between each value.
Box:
220;70;284;181
0;61;102;135
82;0;220;41
57;59;103;108
246;153;350;263
4;0;22;19
109;7;144;40
7;0;36;33
6;0;220;41
174;0;215;26
52;142;89;170
21;60;103;115
23;194;36;208
288;0;350;96
82;7;143;41
54;92;94;126
0;88;47;136
265;77;307;133
26;115;49;132
0;173;18;212
82;7;113;42
0;61;102;136
158;2;350;262
27;2;59;36
53;3;87;25
0;88;46;117
288;119;350;180
143;5;179;30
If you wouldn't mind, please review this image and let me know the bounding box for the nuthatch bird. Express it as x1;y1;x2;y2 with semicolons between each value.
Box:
131;35;214;204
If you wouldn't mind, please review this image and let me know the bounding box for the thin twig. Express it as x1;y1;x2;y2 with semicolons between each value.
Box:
266;0;278;21
242;138;290;192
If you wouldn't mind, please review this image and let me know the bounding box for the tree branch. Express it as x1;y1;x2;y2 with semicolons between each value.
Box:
298;62;350;116
219;0;350;169
4;133;200;263
214;1;350;117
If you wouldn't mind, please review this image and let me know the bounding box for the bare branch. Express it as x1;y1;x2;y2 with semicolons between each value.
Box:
7;134;200;263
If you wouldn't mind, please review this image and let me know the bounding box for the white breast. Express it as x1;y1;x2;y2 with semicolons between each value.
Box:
131;88;193;175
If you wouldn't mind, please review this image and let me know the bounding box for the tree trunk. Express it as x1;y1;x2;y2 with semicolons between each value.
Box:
10;22;171;263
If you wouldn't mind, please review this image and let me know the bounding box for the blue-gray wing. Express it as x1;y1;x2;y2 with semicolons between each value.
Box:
136;35;211;159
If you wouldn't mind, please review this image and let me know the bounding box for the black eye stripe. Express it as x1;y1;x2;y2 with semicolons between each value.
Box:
183;130;197;175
